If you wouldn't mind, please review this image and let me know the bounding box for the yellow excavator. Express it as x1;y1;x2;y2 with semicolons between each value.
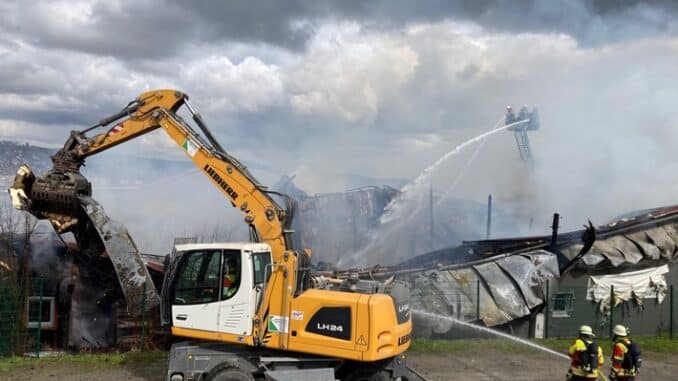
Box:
9;89;422;381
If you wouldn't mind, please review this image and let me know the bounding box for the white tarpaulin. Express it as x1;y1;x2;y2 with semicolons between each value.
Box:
587;265;669;313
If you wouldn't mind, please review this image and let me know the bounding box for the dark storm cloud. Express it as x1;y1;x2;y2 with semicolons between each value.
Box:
333;0;678;47
174;0;678;50
1;1;677;61
0;109;91;126
0;0;320;59
169;1;322;51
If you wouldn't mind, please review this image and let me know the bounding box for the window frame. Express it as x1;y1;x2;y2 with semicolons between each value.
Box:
221;249;243;301
26;296;56;330
252;251;272;285
551;291;575;318
173;249;223;306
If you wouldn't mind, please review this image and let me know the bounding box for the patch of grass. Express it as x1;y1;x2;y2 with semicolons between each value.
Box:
541;336;678;354
0;351;168;374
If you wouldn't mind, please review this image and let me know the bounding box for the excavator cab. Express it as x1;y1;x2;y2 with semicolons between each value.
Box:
163;243;272;339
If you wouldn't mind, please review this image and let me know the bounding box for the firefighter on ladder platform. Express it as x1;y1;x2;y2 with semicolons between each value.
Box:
504;104;539;161
567;325;604;381
610;325;642;381
505;105;516;125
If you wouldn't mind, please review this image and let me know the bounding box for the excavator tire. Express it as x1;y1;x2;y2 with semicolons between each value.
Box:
344;367;391;381
207;367;255;381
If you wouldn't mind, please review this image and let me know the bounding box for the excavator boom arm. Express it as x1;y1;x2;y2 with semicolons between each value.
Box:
47;89;289;256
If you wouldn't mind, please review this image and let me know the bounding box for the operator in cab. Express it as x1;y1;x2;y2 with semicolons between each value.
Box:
222;257;241;299
567;325;604;381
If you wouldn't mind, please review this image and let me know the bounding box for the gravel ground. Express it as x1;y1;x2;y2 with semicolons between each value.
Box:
1;350;675;381
407;350;678;380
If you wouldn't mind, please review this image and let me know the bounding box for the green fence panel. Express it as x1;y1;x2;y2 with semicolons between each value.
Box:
0;278;21;357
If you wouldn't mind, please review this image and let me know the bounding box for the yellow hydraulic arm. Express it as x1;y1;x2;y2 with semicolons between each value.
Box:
54;89;289;257
22;90;411;363
47;89;306;345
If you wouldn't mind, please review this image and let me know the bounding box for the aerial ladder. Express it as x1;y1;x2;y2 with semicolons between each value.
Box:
504;105;540;162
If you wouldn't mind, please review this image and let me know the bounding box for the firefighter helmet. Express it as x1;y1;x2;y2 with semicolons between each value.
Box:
579;325;595;337
613;325;628;337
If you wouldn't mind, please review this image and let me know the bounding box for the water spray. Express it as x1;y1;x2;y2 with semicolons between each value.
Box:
340;117;530;266
379;118;530;225
413;309;570;361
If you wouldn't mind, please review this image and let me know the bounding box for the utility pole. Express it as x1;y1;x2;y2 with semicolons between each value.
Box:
429;185;434;251
486;194;492;240
551;213;560;248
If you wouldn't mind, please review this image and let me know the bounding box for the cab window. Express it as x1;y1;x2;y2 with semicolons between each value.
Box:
174;250;221;305
252;252;272;284
221;250;241;300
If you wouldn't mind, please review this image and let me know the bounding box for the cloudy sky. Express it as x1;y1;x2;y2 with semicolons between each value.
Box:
2;1;678;253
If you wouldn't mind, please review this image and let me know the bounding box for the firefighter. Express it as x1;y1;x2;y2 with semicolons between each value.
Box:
518;105;529;125
505;105;516;125
610;325;642;380
567;325;604;381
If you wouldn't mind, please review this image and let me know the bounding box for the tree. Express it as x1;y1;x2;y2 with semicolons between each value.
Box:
0;200;19;277
0;199;38;355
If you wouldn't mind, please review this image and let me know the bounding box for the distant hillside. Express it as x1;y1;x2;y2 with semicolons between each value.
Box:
0;141;55;187
0;140;205;188
1;141;408;192
0;141;54;176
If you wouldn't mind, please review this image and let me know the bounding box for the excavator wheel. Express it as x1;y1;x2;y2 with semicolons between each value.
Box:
344;367;390;381
207;367;255;381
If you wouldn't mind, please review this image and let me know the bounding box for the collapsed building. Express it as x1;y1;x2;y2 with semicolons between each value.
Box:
349;206;678;338
274;175;520;265
275;173;677;339
274;176;399;264
0;229;165;353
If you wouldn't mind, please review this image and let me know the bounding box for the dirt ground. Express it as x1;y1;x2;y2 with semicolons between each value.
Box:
1;350;675;381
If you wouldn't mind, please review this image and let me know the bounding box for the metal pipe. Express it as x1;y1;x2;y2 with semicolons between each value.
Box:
670;284;674;340
429;186;434;250
609;285;614;338
83;100;140;132
184;99;226;154
550;213;560;248
140;281;147;350
486;194;492;240
36;276;43;358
